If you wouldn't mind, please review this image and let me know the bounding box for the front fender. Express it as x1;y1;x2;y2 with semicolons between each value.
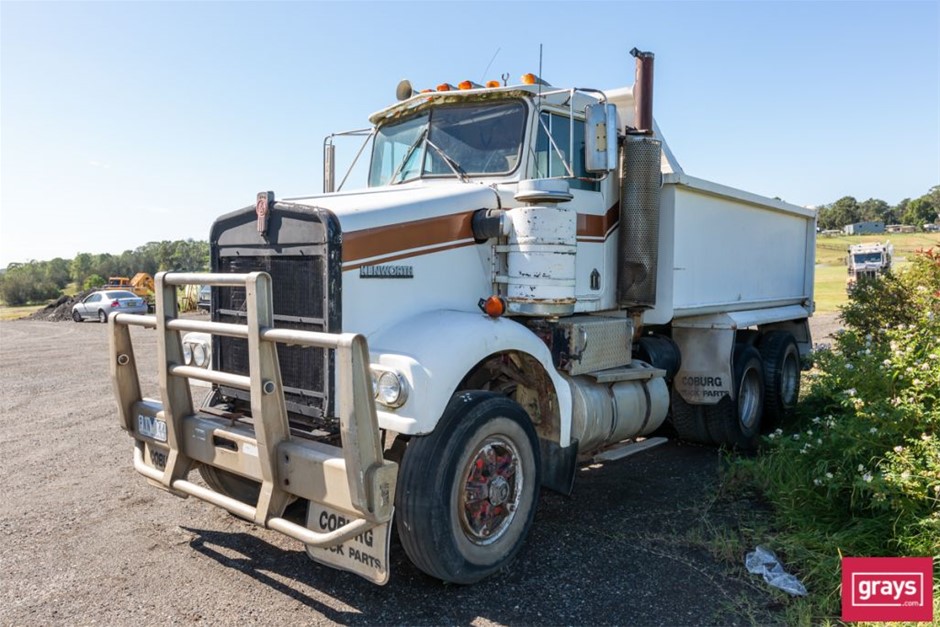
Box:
367;310;572;444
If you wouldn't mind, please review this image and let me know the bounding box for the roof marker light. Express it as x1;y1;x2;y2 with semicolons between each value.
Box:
485;80;501;88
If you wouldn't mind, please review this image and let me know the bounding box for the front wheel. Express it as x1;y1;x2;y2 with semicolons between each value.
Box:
395;392;540;584
72;310;82;322
98;309;107;324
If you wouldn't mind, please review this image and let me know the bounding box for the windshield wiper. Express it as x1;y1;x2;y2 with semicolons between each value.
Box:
389;126;428;185
424;137;469;183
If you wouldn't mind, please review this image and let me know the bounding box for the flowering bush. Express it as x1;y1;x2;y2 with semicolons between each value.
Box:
737;249;939;613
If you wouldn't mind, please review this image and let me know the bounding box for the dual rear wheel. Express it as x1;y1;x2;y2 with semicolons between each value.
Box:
671;332;800;449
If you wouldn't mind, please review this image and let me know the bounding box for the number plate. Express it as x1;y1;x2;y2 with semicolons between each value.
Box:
305;503;392;585
137;414;167;442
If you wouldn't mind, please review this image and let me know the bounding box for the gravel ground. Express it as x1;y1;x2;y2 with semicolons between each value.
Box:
0;316;839;625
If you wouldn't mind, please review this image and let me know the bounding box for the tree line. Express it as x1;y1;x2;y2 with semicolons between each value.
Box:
815;185;939;231
0;239;209;306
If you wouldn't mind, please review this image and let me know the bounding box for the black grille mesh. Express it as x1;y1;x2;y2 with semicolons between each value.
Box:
216;255;329;418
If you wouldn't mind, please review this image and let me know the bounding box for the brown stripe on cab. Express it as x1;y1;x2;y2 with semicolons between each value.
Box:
343;211;476;263
577;203;620;239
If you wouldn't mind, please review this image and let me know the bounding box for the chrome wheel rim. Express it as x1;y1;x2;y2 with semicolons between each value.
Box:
738;367;762;429
781;352;799;405
459;435;522;546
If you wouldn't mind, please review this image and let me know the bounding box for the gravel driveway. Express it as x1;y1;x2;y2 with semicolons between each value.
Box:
0;317;826;625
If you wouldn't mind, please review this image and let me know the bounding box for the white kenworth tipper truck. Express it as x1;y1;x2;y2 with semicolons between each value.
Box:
110;50;816;585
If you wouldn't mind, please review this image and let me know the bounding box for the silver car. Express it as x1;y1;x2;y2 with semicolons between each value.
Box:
71;290;148;323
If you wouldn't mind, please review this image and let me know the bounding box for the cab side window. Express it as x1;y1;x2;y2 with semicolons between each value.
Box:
533;113;598;191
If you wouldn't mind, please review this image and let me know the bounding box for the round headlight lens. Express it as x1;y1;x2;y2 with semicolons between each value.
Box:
193;344;208;368
182;343;193;365
376;371;403;407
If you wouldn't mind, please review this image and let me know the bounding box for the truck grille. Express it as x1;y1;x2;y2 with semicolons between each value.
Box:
209;204;341;429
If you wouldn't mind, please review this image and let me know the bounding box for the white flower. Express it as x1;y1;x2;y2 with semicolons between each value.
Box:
774;428;783;436
862;472;873;483
792;434;800;441
901;471;910;479
825;472;834;479
882;359;892;367
813;416;821;424
894;446;904;453
817;438;823;445
807;429;814;436
870;427;878;434
846;363;855;370
858;464;865;472
768;433;776;440
913;379;923;386
814;478;823;486
929;353;938;360
845;388;857;396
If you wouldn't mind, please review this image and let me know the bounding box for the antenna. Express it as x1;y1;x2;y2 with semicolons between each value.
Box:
537;43;543;99
480;47;501;84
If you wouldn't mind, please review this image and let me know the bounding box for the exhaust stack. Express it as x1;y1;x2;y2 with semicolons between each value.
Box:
630;48;655;133
618;48;662;309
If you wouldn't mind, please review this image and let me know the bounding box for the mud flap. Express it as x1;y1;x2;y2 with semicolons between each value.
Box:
305;503;393;585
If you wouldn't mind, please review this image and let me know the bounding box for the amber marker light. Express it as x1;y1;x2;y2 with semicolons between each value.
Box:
521;73;537;85
485;80;501;88
483;296;505;318
436;83;454;91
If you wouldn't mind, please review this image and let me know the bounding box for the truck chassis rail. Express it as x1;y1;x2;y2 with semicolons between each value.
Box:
110;271;396;550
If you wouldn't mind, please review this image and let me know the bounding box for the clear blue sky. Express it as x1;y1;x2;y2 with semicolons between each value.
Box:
2;1;938;266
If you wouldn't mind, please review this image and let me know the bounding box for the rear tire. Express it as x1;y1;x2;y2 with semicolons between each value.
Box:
704;346;764;449
98;309;107;324
396;392;540;584
758;331;800;428
72;310;82;322
670;388;713;444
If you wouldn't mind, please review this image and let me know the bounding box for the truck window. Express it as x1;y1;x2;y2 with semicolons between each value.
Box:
369;102;525;186
533;113;598;191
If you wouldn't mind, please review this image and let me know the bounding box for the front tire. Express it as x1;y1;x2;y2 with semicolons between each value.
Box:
72;310;82;322
198;466;261;505
396;392;540;584
98;309;107;324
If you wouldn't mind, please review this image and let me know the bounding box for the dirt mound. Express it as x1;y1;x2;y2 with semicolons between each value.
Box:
26;289;96;322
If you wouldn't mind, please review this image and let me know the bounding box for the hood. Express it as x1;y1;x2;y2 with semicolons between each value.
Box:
285;181;500;234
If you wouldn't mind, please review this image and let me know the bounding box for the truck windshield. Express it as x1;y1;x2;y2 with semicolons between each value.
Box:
368;101;526;186
853;252;883;264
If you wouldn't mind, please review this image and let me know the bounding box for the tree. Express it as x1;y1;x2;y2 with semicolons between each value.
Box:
70;253;94;286
0;262;60;305
83;274;105;290
44;258;72;289
817;196;862;230
902;197;938;226
858;198;889;222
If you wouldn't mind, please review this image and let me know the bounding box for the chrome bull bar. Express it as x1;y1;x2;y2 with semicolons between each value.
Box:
110;271;396;548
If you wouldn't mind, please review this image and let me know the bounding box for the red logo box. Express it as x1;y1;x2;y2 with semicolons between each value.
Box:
842;557;934;622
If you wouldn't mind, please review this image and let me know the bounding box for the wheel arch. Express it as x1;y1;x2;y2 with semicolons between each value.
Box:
367;310;572;446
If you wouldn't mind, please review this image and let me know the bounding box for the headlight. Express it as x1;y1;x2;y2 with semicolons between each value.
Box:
370;367;407;408
183;343;193;365
193;343;209;368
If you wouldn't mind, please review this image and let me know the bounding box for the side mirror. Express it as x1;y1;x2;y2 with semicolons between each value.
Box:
584;103;618;173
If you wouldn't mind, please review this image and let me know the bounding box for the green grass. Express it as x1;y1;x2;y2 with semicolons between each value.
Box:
0;304;45;320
